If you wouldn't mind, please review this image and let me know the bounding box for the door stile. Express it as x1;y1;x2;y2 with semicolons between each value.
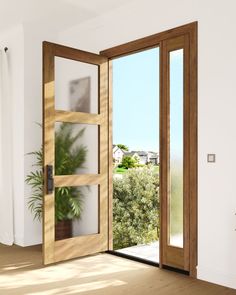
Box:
43;42;55;265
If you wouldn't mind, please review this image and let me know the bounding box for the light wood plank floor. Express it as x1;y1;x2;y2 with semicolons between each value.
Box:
0;244;236;295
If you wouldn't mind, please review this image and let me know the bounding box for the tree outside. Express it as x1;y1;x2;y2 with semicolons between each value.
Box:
113;167;159;250
119;155;138;169
117;144;129;151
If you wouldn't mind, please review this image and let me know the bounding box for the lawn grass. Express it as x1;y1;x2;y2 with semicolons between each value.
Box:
114;165;159;174
114;167;127;174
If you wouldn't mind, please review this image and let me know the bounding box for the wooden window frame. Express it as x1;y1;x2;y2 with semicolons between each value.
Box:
100;21;198;277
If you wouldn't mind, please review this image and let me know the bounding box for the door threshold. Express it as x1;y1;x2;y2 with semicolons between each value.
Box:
106;250;159;267
162;264;189;276
106;250;189;276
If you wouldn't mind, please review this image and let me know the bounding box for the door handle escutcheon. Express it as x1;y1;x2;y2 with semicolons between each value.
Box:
46;165;54;194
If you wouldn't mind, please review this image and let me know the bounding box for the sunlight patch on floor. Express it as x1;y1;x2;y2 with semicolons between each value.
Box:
2;262;34;271
27;280;126;295
0;254;148;292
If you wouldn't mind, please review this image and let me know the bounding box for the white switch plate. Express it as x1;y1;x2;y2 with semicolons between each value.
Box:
207;154;216;163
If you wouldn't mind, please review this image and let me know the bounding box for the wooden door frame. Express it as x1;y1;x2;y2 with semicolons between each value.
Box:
100;21;198;277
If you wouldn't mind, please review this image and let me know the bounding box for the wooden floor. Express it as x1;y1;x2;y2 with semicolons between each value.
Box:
0;244;236;295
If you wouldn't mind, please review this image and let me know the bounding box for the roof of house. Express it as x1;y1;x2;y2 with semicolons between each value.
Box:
123;151;138;157
113;145;159;158
113;145;127;154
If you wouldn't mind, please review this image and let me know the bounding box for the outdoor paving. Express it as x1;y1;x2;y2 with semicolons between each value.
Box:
116;241;159;263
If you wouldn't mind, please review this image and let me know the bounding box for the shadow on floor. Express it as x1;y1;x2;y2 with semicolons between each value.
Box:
0;243;42;274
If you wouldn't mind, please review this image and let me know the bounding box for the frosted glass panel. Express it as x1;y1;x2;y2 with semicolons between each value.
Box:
55;122;98;175
55;57;98;114
169;49;184;248
54;185;99;241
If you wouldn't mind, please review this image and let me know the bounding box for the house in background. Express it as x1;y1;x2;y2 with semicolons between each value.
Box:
147;152;159;165
113;146;159;166
113;145;126;164
132;151;147;164
124;150;159;165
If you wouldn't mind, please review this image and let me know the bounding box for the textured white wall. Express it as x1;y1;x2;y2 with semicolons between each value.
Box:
57;0;236;289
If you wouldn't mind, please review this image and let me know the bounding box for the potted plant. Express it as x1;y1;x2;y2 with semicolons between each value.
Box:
26;123;87;240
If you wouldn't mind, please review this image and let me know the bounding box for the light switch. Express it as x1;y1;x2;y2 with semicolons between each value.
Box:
207;154;216;163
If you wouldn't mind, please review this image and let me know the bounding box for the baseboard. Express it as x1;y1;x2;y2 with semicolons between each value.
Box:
14;234;42;247
197;265;236;290
23;236;42;247
0;233;14;246
14;234;24;246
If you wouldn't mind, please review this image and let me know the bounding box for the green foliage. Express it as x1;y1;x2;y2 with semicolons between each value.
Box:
133;155;140;164
117;144;129;151
55;187;83;222
120;155;138;169
55;123;86;175
113;167;159;250
135;163;145;168
26;123;87;222
25;149;43;221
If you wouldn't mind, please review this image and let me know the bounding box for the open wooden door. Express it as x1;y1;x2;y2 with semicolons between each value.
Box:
42;41;109;264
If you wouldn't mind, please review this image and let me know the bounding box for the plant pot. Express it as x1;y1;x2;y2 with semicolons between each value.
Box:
55;220;72;241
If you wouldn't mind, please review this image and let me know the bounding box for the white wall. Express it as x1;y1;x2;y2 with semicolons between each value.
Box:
0;25;25;246
0;24;58;246
57;0;236;289
23;24;59;246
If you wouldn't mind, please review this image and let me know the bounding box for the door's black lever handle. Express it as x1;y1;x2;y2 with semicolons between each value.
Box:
46;165;54;194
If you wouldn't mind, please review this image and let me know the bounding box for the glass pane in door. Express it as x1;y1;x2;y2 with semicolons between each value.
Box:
169;49;184;248
54;185;99;241
55;57;98;114
54;122;99;175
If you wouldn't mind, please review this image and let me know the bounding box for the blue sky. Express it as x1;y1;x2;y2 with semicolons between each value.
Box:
112;47;183;154
113;47;159;152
